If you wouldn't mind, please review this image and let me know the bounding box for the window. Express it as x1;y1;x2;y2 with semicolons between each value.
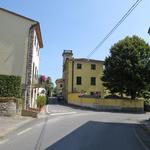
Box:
37;48;39;56
91;77;96;85
76;76;82;85
36;43;39;56
32;63;35;80
60;84;63;88
36;69;38;80
91;64;96;70
34;35;37;46
35;66;37;79
90;92;94;96
77;63;82;69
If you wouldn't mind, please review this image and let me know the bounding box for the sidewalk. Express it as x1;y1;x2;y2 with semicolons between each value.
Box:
0;107;48;140
0;115;35;139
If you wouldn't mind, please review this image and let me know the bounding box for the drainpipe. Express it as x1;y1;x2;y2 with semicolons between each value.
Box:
72;60;74;93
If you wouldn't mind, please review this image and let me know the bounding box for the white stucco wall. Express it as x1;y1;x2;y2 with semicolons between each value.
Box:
32;30;40;83
0;9;36;83
31;30;40;107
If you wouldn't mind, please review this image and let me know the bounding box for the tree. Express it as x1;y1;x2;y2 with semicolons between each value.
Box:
45;77;54;98
52;87;59;96
38;75;54;104
102;35;150;99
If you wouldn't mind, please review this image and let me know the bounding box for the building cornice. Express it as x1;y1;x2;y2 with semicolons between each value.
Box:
74;58;104;63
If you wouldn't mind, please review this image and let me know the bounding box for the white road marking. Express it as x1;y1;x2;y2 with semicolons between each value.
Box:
46;105;50;114
46;105;77;116
50;112;77;116
0;139;9;144
133;127;149;150
17;127;32;136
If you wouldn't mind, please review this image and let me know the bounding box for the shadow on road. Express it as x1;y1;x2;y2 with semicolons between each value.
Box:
45;121;150;150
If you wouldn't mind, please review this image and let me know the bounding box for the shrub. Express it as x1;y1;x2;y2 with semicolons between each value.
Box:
37;96;46;108
144;99;150;111
142;90;150;111
104;95;121;99
0;75;21;98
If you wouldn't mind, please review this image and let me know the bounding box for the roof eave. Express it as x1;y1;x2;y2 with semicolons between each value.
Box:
34;23;43;48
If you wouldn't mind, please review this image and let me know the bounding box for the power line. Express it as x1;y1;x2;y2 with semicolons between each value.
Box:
87;0;143;59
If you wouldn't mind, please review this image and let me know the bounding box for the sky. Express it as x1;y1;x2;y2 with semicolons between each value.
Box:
0;0;150;84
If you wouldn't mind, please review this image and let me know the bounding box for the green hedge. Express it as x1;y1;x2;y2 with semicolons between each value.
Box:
0;75;21;98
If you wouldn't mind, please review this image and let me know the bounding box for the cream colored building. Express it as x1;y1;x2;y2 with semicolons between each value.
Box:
0;8;43;108
55;78;63;95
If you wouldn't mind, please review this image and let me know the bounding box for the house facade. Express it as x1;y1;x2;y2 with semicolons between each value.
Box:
55;78;63;95
62;50;105;101
0;8;43;109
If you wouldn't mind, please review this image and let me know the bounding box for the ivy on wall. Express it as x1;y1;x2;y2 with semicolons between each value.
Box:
0;75;21;98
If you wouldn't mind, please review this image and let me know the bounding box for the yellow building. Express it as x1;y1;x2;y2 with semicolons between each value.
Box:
62;50;105;101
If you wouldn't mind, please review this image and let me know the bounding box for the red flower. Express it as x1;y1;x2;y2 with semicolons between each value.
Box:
41;75;46;82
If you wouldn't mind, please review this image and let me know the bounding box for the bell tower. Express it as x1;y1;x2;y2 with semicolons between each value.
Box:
62;50;73;64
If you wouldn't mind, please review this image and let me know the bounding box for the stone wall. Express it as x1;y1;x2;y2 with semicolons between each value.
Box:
0;98;18;116
24;27;34;109
21;109;38;118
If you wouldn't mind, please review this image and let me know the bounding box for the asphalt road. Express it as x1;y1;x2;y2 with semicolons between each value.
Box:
0;104;150;150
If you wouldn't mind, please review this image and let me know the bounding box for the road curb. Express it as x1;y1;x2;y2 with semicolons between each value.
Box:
37;105;49;118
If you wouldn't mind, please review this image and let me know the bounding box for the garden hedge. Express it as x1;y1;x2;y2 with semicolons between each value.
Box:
0;75;21;98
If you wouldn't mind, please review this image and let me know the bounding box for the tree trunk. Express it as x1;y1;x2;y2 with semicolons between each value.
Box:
131;91;136;99
120;92;123;98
